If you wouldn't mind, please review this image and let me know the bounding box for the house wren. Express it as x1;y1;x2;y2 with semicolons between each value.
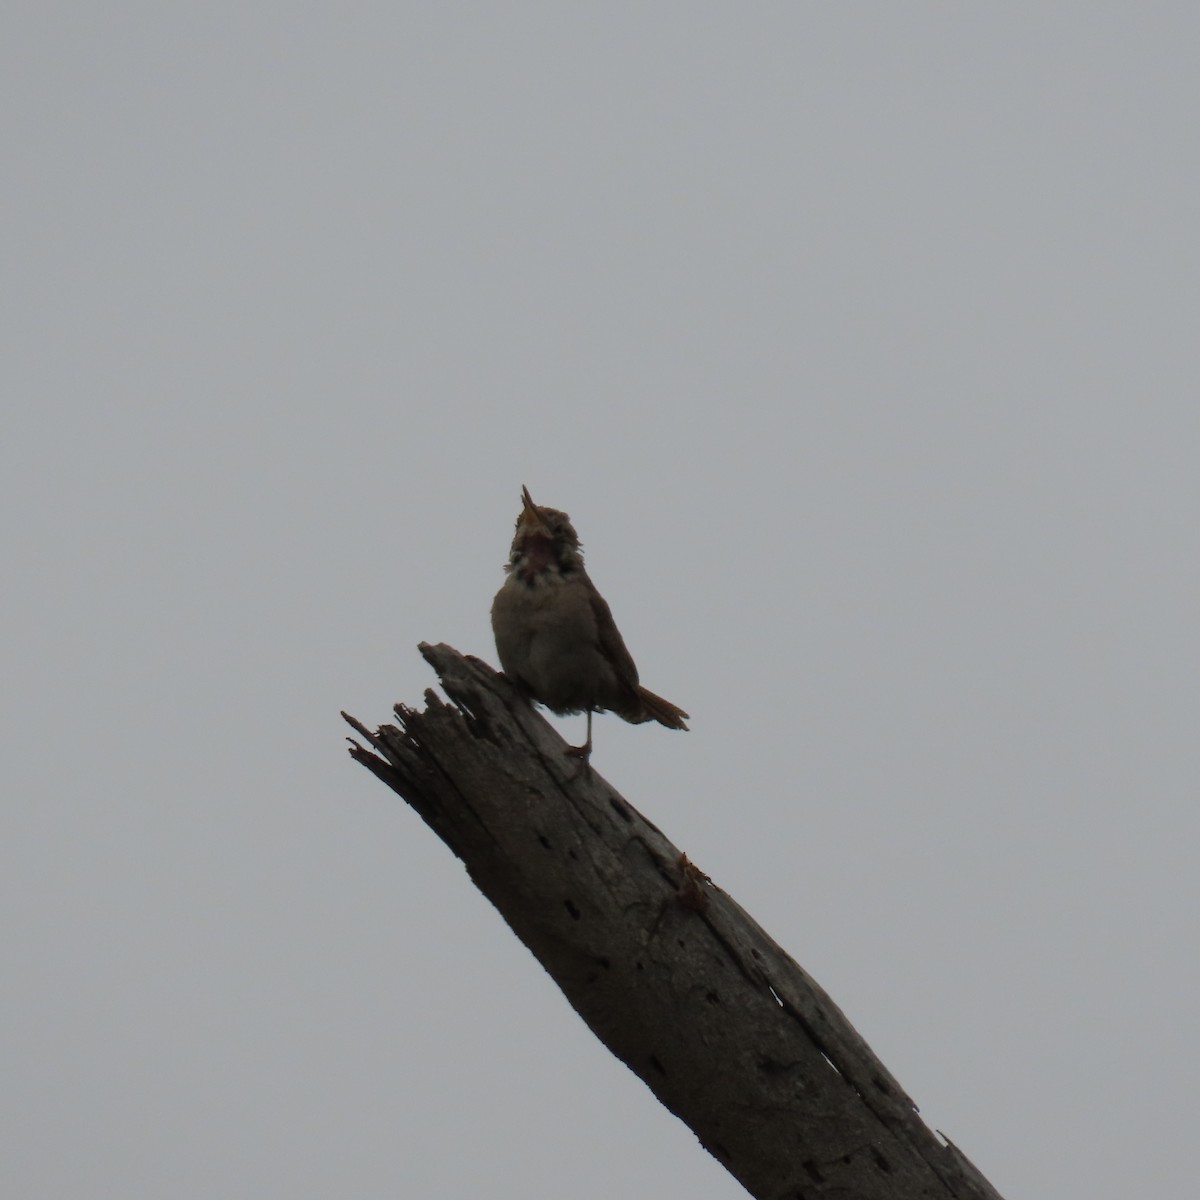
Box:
491;486;688;762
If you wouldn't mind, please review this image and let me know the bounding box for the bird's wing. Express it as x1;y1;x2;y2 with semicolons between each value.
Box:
583;571;641;691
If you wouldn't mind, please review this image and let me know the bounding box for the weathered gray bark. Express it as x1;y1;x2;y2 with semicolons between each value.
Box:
343;643;1005;1200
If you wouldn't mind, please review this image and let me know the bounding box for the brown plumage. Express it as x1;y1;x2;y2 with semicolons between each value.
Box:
491;486;688;762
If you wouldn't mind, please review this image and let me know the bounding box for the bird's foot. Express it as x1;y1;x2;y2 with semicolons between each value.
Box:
564;742;593;779
563;710;594;778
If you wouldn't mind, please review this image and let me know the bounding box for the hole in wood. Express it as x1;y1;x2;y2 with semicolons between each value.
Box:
608;798;633;823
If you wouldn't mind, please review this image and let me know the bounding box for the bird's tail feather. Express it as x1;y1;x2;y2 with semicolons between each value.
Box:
636;687;689;731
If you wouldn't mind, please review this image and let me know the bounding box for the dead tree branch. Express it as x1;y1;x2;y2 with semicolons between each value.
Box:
343;643;1005;1200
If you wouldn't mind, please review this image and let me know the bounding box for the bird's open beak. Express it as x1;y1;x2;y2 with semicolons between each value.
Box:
519;485;547;530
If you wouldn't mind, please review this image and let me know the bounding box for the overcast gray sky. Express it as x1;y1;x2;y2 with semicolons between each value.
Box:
5;5;1198;1198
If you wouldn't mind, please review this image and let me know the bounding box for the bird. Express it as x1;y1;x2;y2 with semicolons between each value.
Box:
491;486;688;764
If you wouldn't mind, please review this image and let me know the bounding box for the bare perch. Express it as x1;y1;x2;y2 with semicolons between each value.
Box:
342;643;1005;1200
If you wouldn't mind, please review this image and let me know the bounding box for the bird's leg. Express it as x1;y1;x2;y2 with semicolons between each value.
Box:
565;709;593;765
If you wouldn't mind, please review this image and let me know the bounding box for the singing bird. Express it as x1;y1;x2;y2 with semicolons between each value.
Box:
491;487;689;763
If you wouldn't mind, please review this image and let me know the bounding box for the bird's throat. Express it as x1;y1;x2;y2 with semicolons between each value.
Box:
517;533;557;581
